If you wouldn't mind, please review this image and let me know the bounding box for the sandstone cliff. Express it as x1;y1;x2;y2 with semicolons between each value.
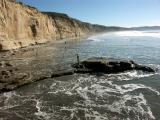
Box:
0;0;107;51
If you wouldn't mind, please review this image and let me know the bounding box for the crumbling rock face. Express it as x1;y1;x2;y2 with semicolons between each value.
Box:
0;0;58;50
0;0;107;51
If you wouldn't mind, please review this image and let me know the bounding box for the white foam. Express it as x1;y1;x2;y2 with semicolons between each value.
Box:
68;76;158;119
37;75;158;119
76;86;90;102
49;83;57;89
60;107;77;119
87;38;102;42
106;93;155;120
87;33;107;42
0;92;20;110
121;84;160;95
90;81;160;96
149;64;160;74
34;99;50;120
65;91;73;96
115;31;160;38
106;70;154;81
60;106;109;120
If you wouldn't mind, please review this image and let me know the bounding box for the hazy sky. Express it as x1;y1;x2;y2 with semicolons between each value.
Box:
18;0;160;27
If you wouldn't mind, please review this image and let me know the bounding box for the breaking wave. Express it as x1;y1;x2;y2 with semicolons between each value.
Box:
0;71;159;120
46;74;159;120
115;31;160;38
87;38;104;42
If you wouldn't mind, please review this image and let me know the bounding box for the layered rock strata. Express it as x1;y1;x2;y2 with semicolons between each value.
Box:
0;0;107;51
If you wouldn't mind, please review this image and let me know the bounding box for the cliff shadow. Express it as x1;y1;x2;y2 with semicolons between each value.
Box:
0;44;3;52
30;24;37;37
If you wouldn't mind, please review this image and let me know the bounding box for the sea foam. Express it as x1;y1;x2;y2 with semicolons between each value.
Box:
115;31;160;38
56;75;158;120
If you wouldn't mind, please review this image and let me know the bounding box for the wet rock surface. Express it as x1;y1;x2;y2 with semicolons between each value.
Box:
0;60;30;92
0;46;156;93
0;42;57;93
73;57;156;74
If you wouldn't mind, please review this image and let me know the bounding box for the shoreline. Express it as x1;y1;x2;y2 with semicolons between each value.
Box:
0;34;95;93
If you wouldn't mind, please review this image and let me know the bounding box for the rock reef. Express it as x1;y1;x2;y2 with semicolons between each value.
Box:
73;57;155;74
0;0;107;51
0;0;157;93
0;56;156;93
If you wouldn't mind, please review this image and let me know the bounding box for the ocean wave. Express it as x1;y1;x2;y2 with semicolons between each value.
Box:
104;70;155;81
1;73;158;120
0;92;22;110
115;31;160;38
60;106;109;120
87;38;104;42
34;99;50;120
50;75;158;120
87;33;109;42
149;64;160;73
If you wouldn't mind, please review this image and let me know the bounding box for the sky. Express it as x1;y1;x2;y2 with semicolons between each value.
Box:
18;0;160;27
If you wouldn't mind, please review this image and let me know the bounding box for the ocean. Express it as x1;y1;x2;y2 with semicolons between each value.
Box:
0;30;160;120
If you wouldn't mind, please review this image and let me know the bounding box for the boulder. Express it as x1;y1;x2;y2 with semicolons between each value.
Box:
73;57;155;74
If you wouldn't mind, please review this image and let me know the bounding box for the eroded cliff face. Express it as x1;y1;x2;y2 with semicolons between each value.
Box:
0;0;58;50
0;0;107;51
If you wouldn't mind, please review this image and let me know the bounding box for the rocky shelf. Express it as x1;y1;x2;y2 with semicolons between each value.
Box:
73;57;155;74
0;57;156;93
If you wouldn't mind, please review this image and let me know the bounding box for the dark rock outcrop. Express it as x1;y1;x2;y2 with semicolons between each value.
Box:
73;57;155;74
0;57;156;93
51;69;75;77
